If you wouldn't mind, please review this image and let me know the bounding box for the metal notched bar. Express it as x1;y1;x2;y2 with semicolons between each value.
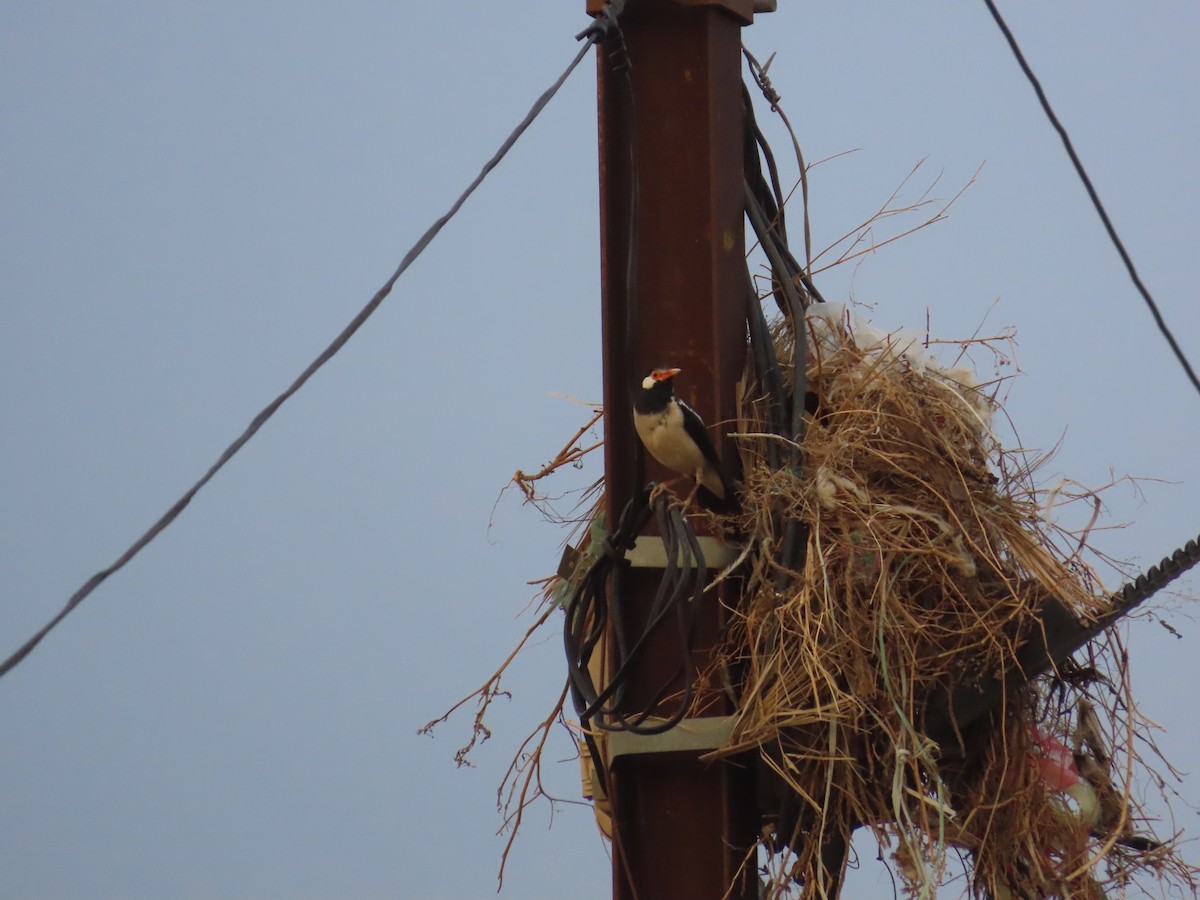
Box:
928;533;1200;747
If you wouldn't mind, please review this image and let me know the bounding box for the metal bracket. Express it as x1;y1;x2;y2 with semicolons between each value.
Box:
626;535;740;569
607;715;737;760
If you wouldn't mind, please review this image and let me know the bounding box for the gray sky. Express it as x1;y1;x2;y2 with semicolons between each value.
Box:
2;3;1198;898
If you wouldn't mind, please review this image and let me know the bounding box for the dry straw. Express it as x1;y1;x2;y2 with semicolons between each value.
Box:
721;304;1195;898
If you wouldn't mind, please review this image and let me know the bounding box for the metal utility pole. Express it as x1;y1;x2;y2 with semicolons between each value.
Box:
590;1;764;898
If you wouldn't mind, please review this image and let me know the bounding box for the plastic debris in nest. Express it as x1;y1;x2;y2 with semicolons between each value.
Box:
721;303;1197;899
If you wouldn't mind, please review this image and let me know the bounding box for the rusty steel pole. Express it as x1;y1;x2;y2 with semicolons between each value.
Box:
590;1;760;898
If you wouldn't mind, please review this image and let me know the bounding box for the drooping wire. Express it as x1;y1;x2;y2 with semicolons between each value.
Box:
564;489;708;739
742;82;821;597
745;185;808;436
981;0;1200;398
743;47;816;279
597;5;643;497
741;87;792;474
0;5;628;681
742;81;788;248
742;60;825;315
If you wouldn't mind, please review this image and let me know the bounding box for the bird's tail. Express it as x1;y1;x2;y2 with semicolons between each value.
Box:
698;482;741;515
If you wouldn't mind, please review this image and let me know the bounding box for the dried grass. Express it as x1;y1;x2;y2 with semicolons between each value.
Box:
722;305;1197;898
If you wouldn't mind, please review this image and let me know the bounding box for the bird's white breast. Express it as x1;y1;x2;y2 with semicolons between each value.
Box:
634;402;708;479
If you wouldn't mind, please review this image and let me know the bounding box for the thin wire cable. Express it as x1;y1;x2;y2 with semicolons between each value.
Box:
982;0;1200;397
0;23;616;681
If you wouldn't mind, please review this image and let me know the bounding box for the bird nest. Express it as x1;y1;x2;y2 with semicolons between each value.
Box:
424;303;1195;897
721;303;1194;898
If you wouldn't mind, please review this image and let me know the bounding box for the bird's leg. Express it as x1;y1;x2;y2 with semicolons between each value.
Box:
648;479;681;506
681;474;704;511
649;478;696;513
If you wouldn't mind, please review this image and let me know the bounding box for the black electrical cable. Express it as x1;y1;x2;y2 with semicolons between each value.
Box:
981;0;1200;398
745;272;785;472
0;4;629;682
590;501;702;734
743;86;820;586
744;47;821;289
610;30;643;493
564;491;708;738
615;502;706;732
745;183;808;440
742;129;823;308
564;489;651;721
744;84;820;474
742;83;787;246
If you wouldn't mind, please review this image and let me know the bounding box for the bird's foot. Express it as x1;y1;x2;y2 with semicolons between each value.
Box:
648;480;679;506
648;479;709;517
648;479;693;512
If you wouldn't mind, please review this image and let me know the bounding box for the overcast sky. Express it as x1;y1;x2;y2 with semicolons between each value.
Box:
2;3;1198;898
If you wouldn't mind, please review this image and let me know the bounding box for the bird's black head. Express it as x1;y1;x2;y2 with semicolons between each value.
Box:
635;366;680;413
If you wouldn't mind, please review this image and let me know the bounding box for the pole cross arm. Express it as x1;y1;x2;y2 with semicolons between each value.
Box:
926;534;1200;747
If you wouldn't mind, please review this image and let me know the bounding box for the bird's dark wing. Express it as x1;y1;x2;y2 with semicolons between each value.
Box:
677;398;723;468
678;397;740;514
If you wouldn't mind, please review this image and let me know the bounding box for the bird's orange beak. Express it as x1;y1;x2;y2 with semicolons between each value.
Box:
651;367;682;382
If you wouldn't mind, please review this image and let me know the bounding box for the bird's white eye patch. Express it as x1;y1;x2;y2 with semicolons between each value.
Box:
643;367;681;389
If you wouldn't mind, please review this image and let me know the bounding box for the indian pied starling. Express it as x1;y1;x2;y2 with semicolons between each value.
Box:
633;367;737;513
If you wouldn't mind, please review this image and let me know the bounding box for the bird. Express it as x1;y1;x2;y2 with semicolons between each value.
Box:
633;366;738;513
